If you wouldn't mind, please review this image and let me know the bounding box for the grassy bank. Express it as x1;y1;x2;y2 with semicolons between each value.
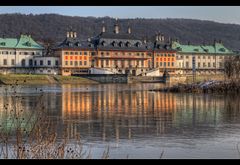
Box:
0;74;98;85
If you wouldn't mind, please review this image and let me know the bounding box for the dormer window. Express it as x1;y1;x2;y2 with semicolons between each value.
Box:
68;42;73;47
112;41;116;47
101;41;106;46
25;42;31;47
136;42;140;47
119;41;123;47
76;42;81;47
126;41;131;47
176;47;182;51
219;48;225;52
0;42;6;46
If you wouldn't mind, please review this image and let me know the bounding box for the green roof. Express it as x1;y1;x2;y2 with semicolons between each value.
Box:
172;41;234;55
0;35;44;50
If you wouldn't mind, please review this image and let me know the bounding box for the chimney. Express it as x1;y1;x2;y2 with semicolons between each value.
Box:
143;37;147;44
70;31;73;38
73;31;77;38
127;26;131;34
158;32;161;41
102;21;106;33
155;33;159;41
114;18;119;34
161;34;164;42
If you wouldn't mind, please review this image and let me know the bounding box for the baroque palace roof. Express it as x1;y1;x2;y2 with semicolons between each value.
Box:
56;37;95;50
0;34;44;49
171;40;234;55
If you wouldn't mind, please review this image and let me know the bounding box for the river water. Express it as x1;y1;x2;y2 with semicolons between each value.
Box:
1;83;240;159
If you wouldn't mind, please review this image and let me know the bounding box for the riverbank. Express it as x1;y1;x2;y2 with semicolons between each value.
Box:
0;74;99;85
152;80;240;94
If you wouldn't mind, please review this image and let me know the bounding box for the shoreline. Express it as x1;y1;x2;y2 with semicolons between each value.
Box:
0;74;99;85
151;80;240;94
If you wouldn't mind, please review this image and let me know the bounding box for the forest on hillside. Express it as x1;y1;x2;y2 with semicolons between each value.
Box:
0;13;240;50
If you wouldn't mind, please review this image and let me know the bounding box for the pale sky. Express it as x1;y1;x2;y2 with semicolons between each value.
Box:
0;6;240;24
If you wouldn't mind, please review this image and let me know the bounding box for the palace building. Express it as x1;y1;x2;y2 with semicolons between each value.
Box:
0;34;44;74
171;40;235;75
90;20;153;76
54;29;95;76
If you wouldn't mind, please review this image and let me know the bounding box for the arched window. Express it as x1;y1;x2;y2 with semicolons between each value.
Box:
21;59;26;67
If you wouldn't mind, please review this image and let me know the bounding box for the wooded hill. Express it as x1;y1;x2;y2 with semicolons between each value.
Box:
0;13;240;50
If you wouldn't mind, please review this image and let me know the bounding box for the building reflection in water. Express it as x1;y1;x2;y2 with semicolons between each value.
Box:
60;84;240;142
1;84;240;143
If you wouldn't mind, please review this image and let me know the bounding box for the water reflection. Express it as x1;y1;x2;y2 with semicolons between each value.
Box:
1;84;240;158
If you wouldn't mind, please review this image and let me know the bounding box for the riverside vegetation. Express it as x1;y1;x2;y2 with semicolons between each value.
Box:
0;74;98;85
0;80;108;159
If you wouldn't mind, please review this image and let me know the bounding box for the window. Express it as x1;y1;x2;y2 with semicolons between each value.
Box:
186;56;189;59
75;61;78;66
219;62;223;68
208;56;211;59
47;70;51;73
70;61;73;65
198;56;201;59
79;52;82;55
106;52;109;55
21;59;26;67
79;61;82;65
55;60;59;66
203;56;205;59
29;59;33;66
3;59;7;65
141;60;144;67
65;52;69;55
198;62;201;68
208;62;211;67
75;52;78;55
34;60;37;66
84;61;87;66
203;62;206;67
48;60;51;66
40;60;43;66
70;52;74;55
186;62;189;68
11;59;15;65
84;52;87;55
156;62;159;67
168;62;170;66
101;52;104;55
65;61;68;66
24;52;28;55
172;62;174;66
106;60;109;66
164;62;166;67
160;62;162;67
213;63;216;67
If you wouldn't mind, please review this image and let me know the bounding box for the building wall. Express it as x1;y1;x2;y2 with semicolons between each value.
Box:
59;49;93;76
176;53;229;74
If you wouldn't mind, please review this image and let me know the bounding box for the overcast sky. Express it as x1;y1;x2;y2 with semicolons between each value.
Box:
0;6;240;24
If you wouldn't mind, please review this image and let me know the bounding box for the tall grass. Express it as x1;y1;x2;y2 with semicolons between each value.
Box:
0;80;109;159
